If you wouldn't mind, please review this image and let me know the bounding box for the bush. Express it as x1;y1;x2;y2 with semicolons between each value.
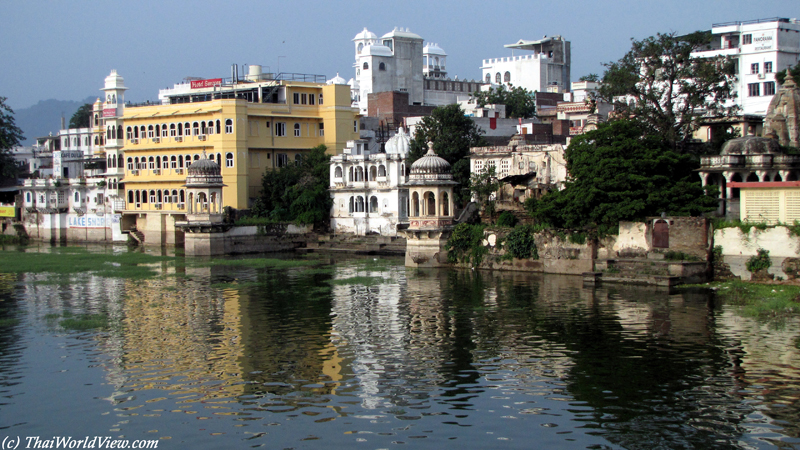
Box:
496;211;518;228
504;225;538;260
746;248;771;273
446;223;487;265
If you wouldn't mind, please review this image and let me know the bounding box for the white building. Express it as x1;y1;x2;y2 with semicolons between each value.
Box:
691;17;800;116
350;27;484;116
481;36;571;94
329;128;412;235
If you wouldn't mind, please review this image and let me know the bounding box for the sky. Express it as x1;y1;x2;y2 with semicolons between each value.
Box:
1;0;798;111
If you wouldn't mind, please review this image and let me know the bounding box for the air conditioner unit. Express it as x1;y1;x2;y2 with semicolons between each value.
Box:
153;169;160;175
152;137;160;143
175;168;184;175
135;203;141;208
175;136;183;142
131;169;139;175
154;204;162;209
130;138;138;144
198;135;207;141
758;73;766;79
177;203;185;209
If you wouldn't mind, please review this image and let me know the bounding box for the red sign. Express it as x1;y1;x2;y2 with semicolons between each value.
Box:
103;108;116;118
191;78;222;89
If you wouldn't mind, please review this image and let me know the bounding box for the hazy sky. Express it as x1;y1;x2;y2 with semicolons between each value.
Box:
1;0;797;110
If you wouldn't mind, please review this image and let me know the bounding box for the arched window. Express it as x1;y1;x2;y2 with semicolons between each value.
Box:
178;123;183;136
294;123;301;137
369;166;377;181
135;190;141;204
216;120;221;134
357;43;364;54
118;154;123;168
157;190;162;203
134;157;140;169
156;156;161;169
178;155;183;168
348;166;353;182
162;156;169;169
148;125;154;138
356;196;365;212
334;166;343;178
363;62;369;70
95;136;99;145
192;122;200;136
370;196;378;213
425;191;436;216
127;157;133;170
128;190;134;204
155;124;160;136
74;192;79;203
207;121;214;135
149;190;156;204
117;125;123;139
379;62;386;71
94;114;99;126
161;124;168;137
172;190;178;202
139;126;145;138
179;190;185;204
441;192;449;216
225;119;233;134
26;192;31;203
295;154;302;166
495;73;502;84
170;156;177;168
378;165;386;177
200;121;206;135
170;124;176;137
349;196;354;213
412;192;420;216
504;72;511;83
184;122;191;135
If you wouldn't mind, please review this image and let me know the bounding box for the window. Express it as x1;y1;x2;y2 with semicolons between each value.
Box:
748;83;760;97
301;93;307;105
309;93;315;105
504;72;511;83
225;119;233;134
319;123;324;137
295;154;302;166
276;153;288;168
226;152;234;168
764;81;776;96
765;62;773;73
294;123;301;137
485;73;491;84
170;124;176;137
293;92;300;104
148;156;155;170
363;62;369;70
495;73;501;84
275;122;286;137
170;156;177;169
193;122;200;135
161;125;168;137
750;63;759;74
318;93;323;105
354;120;358;133
379;62;386;71
743;34;752;45
148;125;154;138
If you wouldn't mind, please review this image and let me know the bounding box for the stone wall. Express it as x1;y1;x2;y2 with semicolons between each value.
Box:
599;217;711;261
183;223;313;256
714;226;800;280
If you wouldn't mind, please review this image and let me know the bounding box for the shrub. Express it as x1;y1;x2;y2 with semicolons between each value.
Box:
496;211;518;228
746;248;771;273
446;223;487;265
505;225;538;260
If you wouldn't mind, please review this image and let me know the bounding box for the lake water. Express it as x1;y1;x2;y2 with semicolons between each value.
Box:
1;245;799;449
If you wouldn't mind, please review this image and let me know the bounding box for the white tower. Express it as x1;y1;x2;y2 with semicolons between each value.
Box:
100;70;128;202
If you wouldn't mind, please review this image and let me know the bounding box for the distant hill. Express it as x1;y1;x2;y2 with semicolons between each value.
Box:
13;97;96;145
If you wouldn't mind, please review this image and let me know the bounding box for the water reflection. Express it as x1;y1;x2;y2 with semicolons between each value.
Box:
0;250;799;449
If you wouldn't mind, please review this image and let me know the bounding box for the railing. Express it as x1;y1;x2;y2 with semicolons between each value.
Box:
713;17;789;27
701;155;746;167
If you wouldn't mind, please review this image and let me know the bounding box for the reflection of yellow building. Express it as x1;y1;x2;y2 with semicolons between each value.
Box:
121;75;359;244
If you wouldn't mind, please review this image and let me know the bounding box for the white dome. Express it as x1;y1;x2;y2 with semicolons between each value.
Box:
364;43;393;56
385;127;411;155
423;43;446;56
327;73;347;85
381;27;422;40
353;27;378;41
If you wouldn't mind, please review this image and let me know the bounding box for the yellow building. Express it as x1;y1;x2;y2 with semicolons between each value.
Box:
121;72;360;245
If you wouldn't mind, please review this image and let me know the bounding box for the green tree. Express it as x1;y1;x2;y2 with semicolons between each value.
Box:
0;97;24;181
252;145;332;226
69;103;92;129
407;104;486;205
529;119;718;234
776;62;800;86
471;85;536;119
599;31;738;151
579;73;600;82
468;165;501;221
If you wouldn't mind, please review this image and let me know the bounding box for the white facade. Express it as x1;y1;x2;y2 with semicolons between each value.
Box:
329;129;412;235
481;36;571;93
352;28;425;115
691;18;800;116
